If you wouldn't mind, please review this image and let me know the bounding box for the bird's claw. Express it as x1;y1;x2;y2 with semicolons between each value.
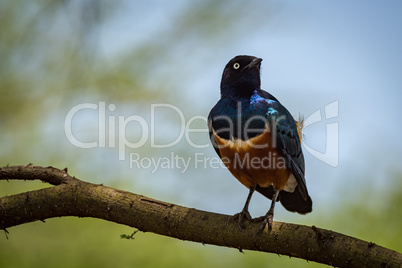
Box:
230;210;252;229
253;213;273;236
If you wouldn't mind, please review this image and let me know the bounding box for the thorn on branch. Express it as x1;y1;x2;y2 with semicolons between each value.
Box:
3;229;9;239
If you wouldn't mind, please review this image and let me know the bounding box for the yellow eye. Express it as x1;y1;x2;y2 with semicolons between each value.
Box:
233;63;240;69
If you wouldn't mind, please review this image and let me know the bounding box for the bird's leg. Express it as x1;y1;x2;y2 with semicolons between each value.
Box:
231;186;255;229
255;188;279;235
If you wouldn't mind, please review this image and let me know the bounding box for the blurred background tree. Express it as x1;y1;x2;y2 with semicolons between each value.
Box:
1;0;401;267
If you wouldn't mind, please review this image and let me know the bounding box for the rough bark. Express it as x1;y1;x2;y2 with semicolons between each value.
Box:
0;165;401;267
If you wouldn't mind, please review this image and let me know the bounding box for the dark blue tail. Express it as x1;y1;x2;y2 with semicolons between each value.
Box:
256;185;312;214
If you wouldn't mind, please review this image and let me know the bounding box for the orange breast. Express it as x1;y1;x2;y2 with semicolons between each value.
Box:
214;126;291;190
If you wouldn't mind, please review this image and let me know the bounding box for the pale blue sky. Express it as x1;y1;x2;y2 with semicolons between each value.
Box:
58;0;402;222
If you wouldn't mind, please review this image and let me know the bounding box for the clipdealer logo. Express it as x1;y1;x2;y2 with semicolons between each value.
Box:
64;101;339;171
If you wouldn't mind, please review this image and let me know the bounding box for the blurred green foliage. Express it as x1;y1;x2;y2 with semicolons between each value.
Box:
0;1;401;267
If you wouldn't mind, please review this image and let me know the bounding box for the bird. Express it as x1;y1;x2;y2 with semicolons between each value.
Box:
208;55;312;234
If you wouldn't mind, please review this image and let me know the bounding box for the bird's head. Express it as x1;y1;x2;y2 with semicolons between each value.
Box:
220;55;262;97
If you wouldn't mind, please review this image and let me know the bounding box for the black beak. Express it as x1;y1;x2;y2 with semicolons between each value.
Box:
243;57;262;70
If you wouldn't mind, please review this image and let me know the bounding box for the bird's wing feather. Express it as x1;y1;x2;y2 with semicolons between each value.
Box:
207;110;221;159
261;91;308;200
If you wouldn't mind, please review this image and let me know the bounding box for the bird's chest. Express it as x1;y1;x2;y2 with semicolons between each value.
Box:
213;126;290;189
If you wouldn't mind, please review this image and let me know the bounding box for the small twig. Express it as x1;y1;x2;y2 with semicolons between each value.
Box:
120;229;140;240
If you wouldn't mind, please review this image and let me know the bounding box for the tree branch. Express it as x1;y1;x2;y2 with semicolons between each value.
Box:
0;165;400;267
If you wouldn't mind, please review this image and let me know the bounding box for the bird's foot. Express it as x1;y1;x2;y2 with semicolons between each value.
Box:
230;209;253;229
253;213;273;236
